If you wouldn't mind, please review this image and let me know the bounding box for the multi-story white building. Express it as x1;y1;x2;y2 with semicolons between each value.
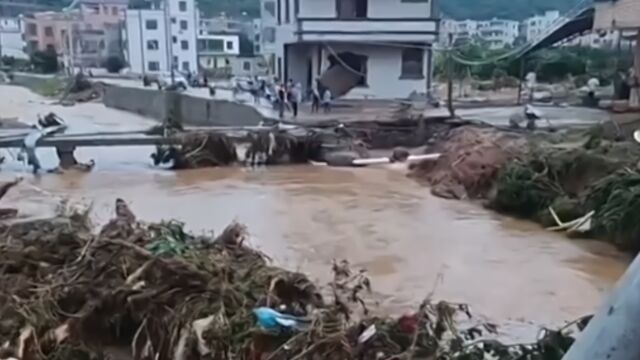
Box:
0;17;27;59
123;0;197;74
522;10;560;42
261;0;439;99
477;19;519;49
440;18;518;49
197;31;239;76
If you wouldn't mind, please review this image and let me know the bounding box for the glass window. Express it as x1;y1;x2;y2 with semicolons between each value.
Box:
400;47;424;78
225;41;233;50
44;26;53;37
146;40;159;50
182;61;189;71
148;61;160;71
181;40;188;50
178;1;186;11
145;19;158;30
180;20;187;30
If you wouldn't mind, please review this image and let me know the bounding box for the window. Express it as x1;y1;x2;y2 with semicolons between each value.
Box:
148;61;160;71
99;40;105;49
146;39;159;50
178;1;186;11
28;40;38;51
172;36;177;43
263;1;275;16
46;44;55;52
112;6;118;15
173;56;178;65
181;40;188;50
277;0;281;24
400;0;428;2
145;19;158;30
243;61;251;71
27;23;37;36
44;26;53;37
285;0;290;22
225;41;233;50
400;47;424;79
263;27;275;43
198;39;224;51
182;61;189;71
180;20;187;30
171;17;176;24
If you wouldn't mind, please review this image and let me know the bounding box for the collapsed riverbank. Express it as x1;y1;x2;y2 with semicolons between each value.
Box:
0;198;588;360
410;123;640;251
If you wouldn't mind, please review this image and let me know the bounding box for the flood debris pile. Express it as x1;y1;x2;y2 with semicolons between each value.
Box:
488;134;640;249
410;126;526;199
152;132;238;169
584;169;640;251
244;129;323;166
59;73;105;105
0;199;583;360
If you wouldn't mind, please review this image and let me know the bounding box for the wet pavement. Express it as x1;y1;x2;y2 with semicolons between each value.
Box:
0;84;630;340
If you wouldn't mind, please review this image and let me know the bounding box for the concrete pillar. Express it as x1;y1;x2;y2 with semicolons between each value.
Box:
631;31;640;108
563;253;640;360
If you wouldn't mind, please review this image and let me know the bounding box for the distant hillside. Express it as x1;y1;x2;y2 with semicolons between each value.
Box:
31;0;588;21
441;0;588;20
198;0;589;20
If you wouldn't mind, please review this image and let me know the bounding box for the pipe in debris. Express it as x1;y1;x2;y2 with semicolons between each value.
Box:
562;253;640;360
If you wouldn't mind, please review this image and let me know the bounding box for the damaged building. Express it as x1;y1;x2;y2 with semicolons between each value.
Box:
260;0;439;99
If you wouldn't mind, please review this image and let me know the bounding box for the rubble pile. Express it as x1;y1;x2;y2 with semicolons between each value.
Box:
0;199;582;360
152;132;238;169
409;126;526;199
59;73;105;105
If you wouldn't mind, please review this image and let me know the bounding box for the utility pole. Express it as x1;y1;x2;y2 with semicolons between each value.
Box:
446;33;454;118
517;56;525;105
164;0;174;85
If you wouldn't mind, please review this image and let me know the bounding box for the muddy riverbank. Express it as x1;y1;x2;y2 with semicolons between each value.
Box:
0;84;631;340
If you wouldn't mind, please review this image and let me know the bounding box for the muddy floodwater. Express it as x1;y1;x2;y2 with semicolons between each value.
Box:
0;85;631;339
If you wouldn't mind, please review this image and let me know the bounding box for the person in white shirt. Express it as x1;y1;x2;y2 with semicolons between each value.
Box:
322;89;332;113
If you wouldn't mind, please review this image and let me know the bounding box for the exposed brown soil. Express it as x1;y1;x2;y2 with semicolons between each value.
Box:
409;126;526;199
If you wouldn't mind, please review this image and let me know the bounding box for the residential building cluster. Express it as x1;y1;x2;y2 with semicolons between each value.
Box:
0;0;633;100
441;10;630;50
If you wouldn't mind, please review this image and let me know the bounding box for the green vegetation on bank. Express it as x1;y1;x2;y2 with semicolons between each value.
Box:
489;131;640;251
435;44;633;87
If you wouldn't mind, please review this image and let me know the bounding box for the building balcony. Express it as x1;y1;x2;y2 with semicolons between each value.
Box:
296;17;438;43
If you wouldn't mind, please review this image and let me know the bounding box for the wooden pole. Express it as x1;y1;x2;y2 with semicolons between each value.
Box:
562;253;640;360
446;33;455;117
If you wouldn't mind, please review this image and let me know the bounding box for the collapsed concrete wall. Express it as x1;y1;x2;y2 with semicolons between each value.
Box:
103;85;266;126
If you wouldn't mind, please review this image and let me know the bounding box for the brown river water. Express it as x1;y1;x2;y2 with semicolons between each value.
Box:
0;85;631;340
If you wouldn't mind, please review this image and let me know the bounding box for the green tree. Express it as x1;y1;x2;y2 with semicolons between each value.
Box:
30;48;59;74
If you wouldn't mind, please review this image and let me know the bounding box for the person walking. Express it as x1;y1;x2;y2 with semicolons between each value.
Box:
277;82;287;119
322;88;332;113
311;82;320;113
289;82;301;118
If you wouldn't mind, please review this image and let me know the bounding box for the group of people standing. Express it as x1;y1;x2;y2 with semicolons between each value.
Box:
271;79;333;119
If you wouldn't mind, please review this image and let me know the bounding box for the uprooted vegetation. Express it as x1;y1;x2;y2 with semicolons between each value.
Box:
411;123;640;251
150;129;324;169
0;199;585;360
